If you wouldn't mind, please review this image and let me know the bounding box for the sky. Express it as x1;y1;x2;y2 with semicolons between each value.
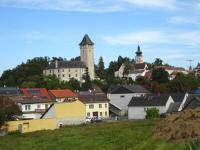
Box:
0;0;200;75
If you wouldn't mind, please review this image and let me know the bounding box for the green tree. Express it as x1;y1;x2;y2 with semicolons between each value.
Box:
123;61;132;77
152;68;169;83
152;58;163;68
82;68;92;90
68;78;81;91
97;56;105;79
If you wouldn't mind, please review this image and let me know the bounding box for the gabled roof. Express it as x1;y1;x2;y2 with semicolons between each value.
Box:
167;102;181;113
132;63;146;70
0;87;21;95
78;91;109;103
128;95;170;107
49;89;77;98
46;61;86;69
109;85;150;94
21;88;51;100
184;95;200;109
79;34;94;46
168;93;186;102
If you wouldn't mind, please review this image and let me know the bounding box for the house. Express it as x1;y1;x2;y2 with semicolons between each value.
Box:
21;88;51;100
0;87;21;96
115;45;149;81
108;85;150;116
49;89;77;103
41;99;86;126
78;91;109;119
5;100;86;133
128;95;173;119
183;95;200;110
167;93;188;113
194;63;200;77
11;96;52;119
43;34;96;81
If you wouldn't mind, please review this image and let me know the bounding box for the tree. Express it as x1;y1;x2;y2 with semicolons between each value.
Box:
68;78;81;91
152;68;169;83
123;61;131;77
152;58;163;68
82;68;92;90
136;76;150;86
97;56;105;79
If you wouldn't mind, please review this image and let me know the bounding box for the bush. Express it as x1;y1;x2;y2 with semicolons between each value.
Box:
146;108;160;119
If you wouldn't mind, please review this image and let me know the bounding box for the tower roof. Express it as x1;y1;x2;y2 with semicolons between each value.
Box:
79;34;94;46
136;45;142;56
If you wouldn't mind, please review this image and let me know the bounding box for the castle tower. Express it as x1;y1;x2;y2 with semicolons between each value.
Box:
80;34;95;80
135;45;144;64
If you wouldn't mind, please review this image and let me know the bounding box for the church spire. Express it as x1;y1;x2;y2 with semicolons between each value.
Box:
79;34;94;46
136;44;142;56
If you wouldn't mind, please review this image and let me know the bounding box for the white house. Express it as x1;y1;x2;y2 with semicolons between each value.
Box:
14;97;52;119
128;95;174;119
108;85;150;116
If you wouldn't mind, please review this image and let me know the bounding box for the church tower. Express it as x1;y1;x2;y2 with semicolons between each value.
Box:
80;34;95;80
135;45;144;64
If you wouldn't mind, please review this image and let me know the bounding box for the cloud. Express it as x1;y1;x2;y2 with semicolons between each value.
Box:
169;16;200;24
103;30;200;47
0;0;179;12
120;0;177;10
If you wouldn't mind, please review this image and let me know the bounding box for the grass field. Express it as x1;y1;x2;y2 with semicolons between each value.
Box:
0;120;185;150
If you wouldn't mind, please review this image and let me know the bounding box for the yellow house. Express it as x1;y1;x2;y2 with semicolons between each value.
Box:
5;99;86;133
78;91;109;118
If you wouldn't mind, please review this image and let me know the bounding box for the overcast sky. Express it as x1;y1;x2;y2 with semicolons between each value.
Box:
0;0;200;75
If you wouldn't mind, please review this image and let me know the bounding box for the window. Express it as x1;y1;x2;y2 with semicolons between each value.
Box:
100;112;102;116
87;112;90;117
58;69;60;72
89;104;94;109
68;69;71;72
58;74;60;78
75;74;78;77
68;74;71;78
25;105;31;111
105;111;107;116
63;74;65;77
120;95;125;98
37;104;41;109
99;104;102;108
63;69;64;72
105;104;107;108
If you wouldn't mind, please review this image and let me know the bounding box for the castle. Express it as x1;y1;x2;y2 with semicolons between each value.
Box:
43;34;95;82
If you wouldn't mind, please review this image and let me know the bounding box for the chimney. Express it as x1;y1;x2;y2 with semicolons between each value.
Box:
55;60;58;68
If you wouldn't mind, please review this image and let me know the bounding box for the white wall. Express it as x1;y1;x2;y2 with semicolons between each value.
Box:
128;96;174;119
108;93;146;116
21;103;51;112
22;113;42;119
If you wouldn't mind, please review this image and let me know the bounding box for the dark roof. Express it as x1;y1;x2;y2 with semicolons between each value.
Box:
130;63;146;70
11;96;52;104
46;61;86;69
79;34;94;46
128;95;170;107
0;87;21;95
167;102;181;113
78;91;109;103
184;95;200;109
168;93;186;102
109;85;150;94
21;88;51;100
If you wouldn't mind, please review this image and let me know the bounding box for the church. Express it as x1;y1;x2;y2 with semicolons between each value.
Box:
43;34;95;82
115;45;149;81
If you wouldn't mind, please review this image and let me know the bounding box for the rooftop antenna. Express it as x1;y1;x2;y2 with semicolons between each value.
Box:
186;59;194;70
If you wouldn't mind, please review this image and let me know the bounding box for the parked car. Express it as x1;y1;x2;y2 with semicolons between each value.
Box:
86;117;92;123
91;116;102;123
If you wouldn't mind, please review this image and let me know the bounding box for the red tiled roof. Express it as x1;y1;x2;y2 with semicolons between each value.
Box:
21;88;51;100
156;66;185;71
49;89;77;98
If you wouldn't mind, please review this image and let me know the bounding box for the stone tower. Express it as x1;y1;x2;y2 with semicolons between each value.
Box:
135;45;144;64
80;34;95;80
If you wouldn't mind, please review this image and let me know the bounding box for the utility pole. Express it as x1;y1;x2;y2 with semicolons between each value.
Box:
186;59;194;71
